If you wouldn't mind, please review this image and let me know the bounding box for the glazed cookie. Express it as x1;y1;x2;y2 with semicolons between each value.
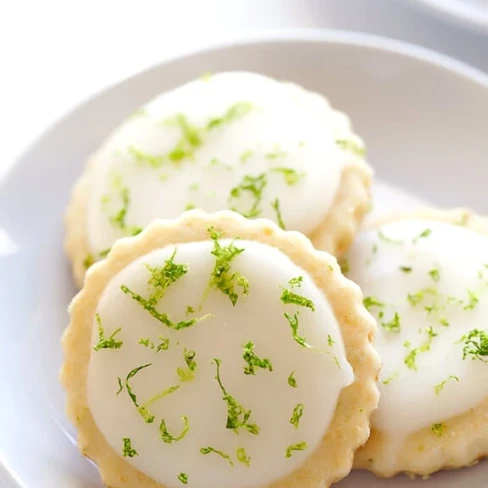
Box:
65;71;372;287
61;210;379;488
347;208;488;477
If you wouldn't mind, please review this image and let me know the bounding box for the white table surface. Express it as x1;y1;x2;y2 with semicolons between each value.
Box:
1;0;487;181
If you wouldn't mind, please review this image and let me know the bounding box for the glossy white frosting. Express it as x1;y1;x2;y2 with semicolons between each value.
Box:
87;239;353;488
86;72;362;256
347;219;488;442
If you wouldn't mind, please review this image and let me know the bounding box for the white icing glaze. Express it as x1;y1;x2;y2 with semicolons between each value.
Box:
347;219;488;441
87;239;353;488
86;72;362;255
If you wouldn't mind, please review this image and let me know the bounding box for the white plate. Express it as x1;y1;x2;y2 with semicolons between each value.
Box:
1;30;488;488
408;0;488;33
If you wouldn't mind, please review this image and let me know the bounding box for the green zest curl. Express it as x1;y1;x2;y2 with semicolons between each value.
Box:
177;349;197;382
270;167;304;185
431;423;445;437
178;473;188;484
335;139;365;157
200;446;234;466
236;447;251;467
285;441;308;458
159;416;190;444
93;313;123;351
121;249;206;329
271;198;286;230
284;312;312;348
290;403;304;429
434;375;459;395
242;341;273;375
404;327;438;370
229;173;268;218
280;278;315;311
460;329;488;361
209;228;249;306
207;102;253;130
212;358;259;435
122;438;138;457
109;183;142;236
123;363;155;423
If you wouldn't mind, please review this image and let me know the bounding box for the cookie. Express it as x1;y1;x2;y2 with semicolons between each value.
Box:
61;210;379;488
347;208;488;477
65;71;372;287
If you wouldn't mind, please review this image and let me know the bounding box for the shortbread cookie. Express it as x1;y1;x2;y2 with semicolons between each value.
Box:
61;210;379;488
347;208;488;477
65;71;372;287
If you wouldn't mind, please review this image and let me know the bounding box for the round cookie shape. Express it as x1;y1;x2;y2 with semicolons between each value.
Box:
65;71;372;287
61;210;380;488
347;209;488;477
89;239;352;487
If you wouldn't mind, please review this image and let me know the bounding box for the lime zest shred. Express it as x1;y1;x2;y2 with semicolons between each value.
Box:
207;102;254;130
242;341;273;375
229;173;267;218
363;296;385;311
381;312;401;333
200;446;234;466
265;148;288;159
123;363;154;423
459;329;488;361
159;416;190;444
280;286;315;311
335;138;365;157
464;289;479;310
404;327;438;370
382;372;399;385
412;228;432;243
271;198;286;230
290;403;304;429
142;385;180;412
109;183;143;237
285;441;308;458
378;230;403;245
116;377;124;395
128;146;166;168
284;312;312;349
83;253;95;270
93;313;123;351
208;227;249;306
431;423;445;437
178;473;188;484
428;267;440;283
270;167;305;185
122;437;138;457
121;249;206;329
212;358;259;435
240;150;254;163
434;375;459;395
236;447;251;467
177;349;197;382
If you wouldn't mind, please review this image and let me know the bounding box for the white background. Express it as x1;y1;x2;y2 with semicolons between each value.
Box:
0;0;487;178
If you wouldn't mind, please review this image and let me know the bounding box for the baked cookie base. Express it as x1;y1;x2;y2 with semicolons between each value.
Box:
353;207;488;478
61;210;380;488
309;157;372;257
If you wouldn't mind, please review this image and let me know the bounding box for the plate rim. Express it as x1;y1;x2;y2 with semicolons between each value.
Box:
2;27;488;188
407;0;488;33
2;28;488;487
